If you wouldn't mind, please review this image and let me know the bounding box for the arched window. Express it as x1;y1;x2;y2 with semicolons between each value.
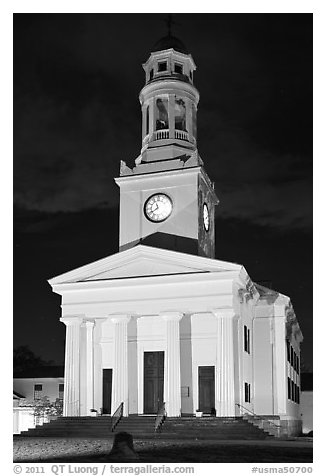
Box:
156;98;169;130
192;104;197;139
175;97;186;131
145;105;149;135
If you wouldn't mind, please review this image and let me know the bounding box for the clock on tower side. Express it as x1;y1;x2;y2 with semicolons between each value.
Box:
197;171;218;259
115;34;219;258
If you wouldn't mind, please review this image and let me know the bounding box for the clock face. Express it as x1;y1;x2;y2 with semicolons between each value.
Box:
203;203;210;231
144;193;173;222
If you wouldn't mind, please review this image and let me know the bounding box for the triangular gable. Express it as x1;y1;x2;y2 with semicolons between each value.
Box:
48;245;242;285
83;257;206;280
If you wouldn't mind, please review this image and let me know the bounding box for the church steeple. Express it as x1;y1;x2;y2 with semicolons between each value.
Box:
115;34;219;259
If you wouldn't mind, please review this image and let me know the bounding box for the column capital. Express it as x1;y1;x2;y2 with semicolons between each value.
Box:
160;311;183;322
84;319;95;328
211;308;236;319
110;314;131;324
60;316;84;326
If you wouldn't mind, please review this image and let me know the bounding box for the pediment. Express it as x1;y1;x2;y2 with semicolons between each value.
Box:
48;245;242;285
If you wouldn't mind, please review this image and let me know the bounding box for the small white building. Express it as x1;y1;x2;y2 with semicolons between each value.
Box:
300;373;313;435
13;366;64;433
49;34;303;436
13;391;35;435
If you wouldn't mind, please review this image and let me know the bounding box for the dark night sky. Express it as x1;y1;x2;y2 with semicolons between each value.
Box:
13;13;312;368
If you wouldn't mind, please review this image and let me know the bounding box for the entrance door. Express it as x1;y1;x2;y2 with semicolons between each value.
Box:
144;351;164;414
198;366;215;413
102;369;112;414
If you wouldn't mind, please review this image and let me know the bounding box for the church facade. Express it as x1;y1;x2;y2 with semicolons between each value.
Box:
49;35;303;436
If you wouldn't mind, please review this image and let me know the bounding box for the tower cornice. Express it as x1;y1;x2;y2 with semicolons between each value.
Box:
139;79;199;105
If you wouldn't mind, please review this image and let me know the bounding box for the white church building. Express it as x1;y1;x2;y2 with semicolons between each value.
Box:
49;34;303;436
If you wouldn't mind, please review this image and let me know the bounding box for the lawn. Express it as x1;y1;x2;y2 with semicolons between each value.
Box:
13;437;313;463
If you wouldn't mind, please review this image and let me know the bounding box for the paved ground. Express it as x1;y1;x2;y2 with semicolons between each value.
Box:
13;437;313;463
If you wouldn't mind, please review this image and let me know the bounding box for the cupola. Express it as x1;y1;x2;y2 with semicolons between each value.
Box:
138;35;199;163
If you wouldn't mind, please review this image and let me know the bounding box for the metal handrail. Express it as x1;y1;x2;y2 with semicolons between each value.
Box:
154;402;167;433
235;403;282;430
111;402;124;432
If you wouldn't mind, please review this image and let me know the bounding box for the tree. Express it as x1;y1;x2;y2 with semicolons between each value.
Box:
13;345;53;373
19;396;63;425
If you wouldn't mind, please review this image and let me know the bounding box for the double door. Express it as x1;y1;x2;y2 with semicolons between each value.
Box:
143;351;164;414
102;369;112;414
198;366;215;413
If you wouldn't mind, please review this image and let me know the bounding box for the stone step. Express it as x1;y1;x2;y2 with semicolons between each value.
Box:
20;416;272;440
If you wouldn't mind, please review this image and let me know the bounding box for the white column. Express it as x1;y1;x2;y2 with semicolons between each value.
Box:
111;315;130;416
185;98;192;142
85;320;95;415
61;317;83;416
149;97;155;137
168;94;175;140
161;312;183;417
213;309;236;416
273;305;287;415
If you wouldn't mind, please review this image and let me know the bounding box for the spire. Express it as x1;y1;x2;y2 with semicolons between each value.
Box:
164;14;175;37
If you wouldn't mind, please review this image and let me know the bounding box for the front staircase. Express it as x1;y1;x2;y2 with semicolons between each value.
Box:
19;415;273;440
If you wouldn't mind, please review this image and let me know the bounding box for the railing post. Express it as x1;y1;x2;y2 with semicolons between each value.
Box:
111;402;124;432
155;402;167;433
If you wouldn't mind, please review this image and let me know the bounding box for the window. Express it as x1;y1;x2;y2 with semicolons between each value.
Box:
192;104;197;139
288;341;300;373
291;381;295;402
174;63;183;74
244;382;251;403
244;325;250;354
156;98;169;130
145;105;149;135
59;383;64;400
149;69;154;80
158;61;167;72
288;378;299;404
34;384;43;400
244;325;247;352
174;97;186;131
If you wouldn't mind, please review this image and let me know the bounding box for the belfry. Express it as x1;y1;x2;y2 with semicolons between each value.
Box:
49;32;303;436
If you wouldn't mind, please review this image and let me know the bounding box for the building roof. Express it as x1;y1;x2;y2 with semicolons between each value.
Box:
48;244;243;285
152;35;188;54
255;283;279;298
301;372;313;391
14;365;64;379
13;390;25;399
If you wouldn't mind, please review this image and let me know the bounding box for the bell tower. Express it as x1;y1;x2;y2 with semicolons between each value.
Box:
115;34;219;258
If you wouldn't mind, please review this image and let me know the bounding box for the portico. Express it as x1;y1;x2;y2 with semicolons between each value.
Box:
50;245;243;418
